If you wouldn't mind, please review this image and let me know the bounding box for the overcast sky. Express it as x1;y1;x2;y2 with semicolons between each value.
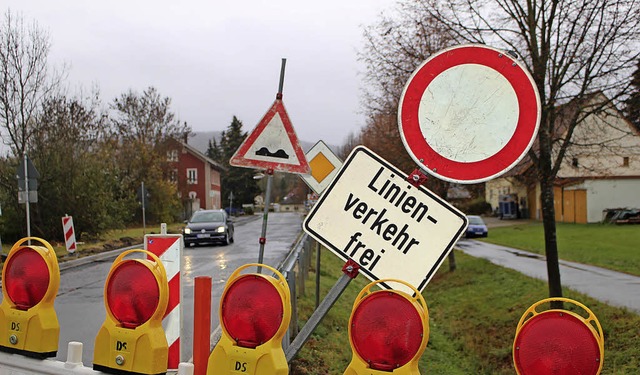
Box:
4;0;397;146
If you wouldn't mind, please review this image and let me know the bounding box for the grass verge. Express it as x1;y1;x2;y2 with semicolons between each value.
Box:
480;222;640;276
291;247;640;374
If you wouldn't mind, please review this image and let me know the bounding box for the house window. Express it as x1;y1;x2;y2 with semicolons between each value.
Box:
571;158;579;167
187;168;197;184
623;157;629;167
167;149;179;162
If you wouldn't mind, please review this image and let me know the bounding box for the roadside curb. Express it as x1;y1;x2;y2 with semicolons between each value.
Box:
57;244;143;272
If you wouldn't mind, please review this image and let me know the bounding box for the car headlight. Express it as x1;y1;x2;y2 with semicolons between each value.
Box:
216;226;225;233
183;228;192;234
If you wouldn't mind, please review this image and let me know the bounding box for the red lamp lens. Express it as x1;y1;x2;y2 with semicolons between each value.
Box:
514;311;601;375
106;260;160;328
4;248;50;310
350;291;423;371
221;275;284;348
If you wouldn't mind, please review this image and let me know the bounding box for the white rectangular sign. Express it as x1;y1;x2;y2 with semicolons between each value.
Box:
303;146;468;293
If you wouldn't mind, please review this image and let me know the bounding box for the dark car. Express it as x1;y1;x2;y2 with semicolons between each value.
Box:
466;215;488;238
224;207;245;216
183;209;234;247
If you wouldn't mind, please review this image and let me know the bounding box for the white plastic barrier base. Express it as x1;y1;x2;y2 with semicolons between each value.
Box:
0;342;194;375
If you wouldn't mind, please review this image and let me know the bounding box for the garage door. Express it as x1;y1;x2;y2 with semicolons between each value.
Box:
562;189;587;224
574;190;587;224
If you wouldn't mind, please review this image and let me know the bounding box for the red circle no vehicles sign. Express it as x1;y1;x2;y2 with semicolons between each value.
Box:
398;44;541;184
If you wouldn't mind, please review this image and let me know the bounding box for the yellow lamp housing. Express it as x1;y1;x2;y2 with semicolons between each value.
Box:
207;263;291;375
93;249;169;375
344;279;429;375
0;237;60;358
513;297;604;375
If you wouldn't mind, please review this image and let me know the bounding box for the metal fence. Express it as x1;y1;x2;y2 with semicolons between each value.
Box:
276;232;315;350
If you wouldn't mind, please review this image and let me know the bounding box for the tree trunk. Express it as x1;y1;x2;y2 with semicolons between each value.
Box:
539;176;563;301
447;251;457;272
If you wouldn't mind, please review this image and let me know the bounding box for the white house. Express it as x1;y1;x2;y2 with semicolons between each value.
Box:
486;93;640;223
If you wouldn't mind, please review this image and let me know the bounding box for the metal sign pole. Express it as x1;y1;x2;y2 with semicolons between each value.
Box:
315;242;321;309
285;260;359;362
23;153;31;245
278;58;287;96
257;170;273;273
141;181;147;236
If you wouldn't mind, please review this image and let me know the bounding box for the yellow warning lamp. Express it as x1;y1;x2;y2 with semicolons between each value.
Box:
207;263;291;375
0;237;60;358
513;297;604;375
344;279;429;375
93;249;169;375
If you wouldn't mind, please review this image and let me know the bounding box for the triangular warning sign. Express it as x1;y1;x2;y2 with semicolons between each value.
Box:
230;99;310;174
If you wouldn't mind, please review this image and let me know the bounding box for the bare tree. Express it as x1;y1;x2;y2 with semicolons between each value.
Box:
111;86;188;147
0;9;65;157
626;60;640;130
110;86;190;183
358;4;457;175
110;86;190;223
407;0;640;298
337;131;362;160
360;4;455;118
357;5;460;270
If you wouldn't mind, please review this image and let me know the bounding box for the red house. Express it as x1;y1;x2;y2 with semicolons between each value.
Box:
167;138;225;218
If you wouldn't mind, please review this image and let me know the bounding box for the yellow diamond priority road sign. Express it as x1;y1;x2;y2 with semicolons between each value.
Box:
301;141;342;194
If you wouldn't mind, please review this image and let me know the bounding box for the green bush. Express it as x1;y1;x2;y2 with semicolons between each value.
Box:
456;198;492;215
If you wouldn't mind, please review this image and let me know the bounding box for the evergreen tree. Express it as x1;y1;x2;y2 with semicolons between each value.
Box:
209;117;261;208
206;138;222;161
625;60;640;131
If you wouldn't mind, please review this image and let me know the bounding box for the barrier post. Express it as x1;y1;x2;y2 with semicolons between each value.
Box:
194;276;212;375
145;229;184;369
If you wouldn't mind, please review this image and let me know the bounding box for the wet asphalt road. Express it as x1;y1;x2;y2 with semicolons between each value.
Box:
52;212;304;364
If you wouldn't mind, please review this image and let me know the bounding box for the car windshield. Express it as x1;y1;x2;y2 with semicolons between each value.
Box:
468;216;485;225
190;211;224;223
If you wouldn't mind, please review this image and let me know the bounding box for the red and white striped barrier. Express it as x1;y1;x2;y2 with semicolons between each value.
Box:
145;226;183;370
62;215;77;253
